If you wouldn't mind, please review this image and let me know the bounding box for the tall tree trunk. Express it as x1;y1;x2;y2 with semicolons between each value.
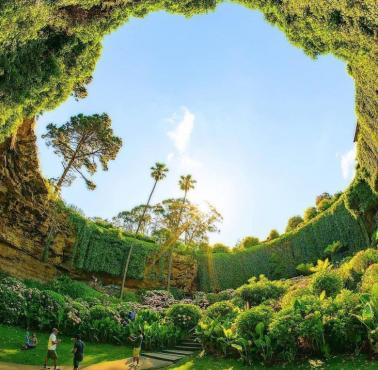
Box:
120;180;157;299
55;152;78;191
167;191;187;291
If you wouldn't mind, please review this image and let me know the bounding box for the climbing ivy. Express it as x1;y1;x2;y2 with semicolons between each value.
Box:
197;180;376;291
69;212;159;280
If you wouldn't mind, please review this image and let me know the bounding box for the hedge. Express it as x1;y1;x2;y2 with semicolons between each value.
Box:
70;212;161;280
197;196;371;291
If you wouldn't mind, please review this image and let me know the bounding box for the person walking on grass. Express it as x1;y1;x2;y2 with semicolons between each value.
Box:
72;334;85;370
43;328;60;370
127;329;144;369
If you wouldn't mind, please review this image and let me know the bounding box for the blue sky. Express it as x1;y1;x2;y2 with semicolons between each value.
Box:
36;3;356;246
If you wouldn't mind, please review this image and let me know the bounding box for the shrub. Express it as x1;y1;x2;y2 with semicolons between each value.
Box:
280;287;312;308
360;264;378;293
349;248;378;274
285;216;304;232
269;307;300;361
271;295;326;358
25;289;66;330
323;290;366;352
0;280;26;325
206;301;238;322
84;304;126;343
166;303;202;330
311;271;343;297
236;305;273;340
141;290;176;311
193;291;210;309
136;309;161;324
63;299;89;336
207;289;235;305
237;275;287;306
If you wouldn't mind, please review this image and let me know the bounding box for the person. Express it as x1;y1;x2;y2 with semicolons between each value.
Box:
21;330;31;350
72;334;85;370
43;328;60;370
22;331;38;350
127;329;144;369
127;310;136;323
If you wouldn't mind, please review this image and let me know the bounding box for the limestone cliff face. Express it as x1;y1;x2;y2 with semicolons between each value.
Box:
0;121;198;291
0;118;56;279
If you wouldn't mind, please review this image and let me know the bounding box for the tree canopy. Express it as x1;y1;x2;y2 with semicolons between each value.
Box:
1;0;377;191
42;113;122;191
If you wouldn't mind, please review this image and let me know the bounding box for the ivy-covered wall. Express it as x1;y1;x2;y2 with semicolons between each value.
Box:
197;178;378;291
70;213;159;280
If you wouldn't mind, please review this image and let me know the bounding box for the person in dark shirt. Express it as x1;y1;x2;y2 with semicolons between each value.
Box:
72;334;85;370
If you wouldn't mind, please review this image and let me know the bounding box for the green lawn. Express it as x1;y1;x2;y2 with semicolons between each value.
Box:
0;325;131;366
168;354;378;370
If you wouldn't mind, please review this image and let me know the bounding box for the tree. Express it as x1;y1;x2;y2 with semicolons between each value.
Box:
303;207;318;222
267;229;280;241
285;216;304;232
239;236;260;249
120;162;168;299
315;192;332;208
167;174;196;290
212;243;230;253
42;113;122;192
318;198;333;212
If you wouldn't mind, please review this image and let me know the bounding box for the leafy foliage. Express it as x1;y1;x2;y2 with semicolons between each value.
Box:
311;271;343;297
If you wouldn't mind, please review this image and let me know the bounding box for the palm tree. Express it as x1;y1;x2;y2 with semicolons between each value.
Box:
120;162;168;298
167;174;196;290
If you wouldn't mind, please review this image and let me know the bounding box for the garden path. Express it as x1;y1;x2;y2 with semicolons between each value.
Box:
0;338;202;370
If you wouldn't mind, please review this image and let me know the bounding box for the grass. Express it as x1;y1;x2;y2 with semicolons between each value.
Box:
0;325;131;366
168;354;378;370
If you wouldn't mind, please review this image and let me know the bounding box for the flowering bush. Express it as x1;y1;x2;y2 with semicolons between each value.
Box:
141;290;176;311
167;303;202;330
0;280;26;325
24;289;66;330
193;291;210;309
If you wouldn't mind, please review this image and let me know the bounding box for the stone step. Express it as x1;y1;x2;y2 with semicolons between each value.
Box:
142;351;186;362
174;345;201;351
162;349;195;356
181;341;201;346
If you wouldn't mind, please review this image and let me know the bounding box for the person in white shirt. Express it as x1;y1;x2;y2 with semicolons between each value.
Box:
43;328;60;370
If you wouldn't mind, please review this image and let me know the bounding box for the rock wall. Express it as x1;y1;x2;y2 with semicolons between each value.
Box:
0;120;198;291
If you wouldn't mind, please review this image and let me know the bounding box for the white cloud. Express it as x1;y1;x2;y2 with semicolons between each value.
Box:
166;107;202;172
340;144;356;180
167;107;195;153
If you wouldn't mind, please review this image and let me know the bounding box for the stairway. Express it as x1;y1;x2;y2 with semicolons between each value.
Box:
141;336;202;367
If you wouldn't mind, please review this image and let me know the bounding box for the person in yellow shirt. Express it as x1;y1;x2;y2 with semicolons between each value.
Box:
43;328;60;370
